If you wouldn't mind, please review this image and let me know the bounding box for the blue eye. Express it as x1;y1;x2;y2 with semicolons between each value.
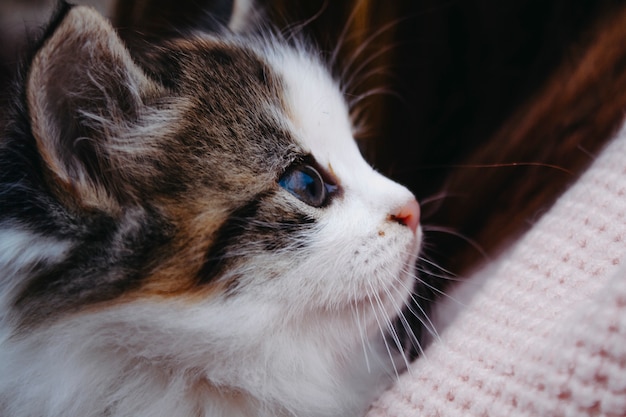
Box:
279;164;334;207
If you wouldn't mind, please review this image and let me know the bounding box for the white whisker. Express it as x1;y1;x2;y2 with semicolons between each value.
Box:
403;291;441;345
351;280;372;373
411;272;463;305
387;278;424;362
341;43;398;96
378;281;411;372
366;281;400;379
416;255;458;278
349;86;404;111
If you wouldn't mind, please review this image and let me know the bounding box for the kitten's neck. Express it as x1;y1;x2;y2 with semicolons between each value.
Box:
3;304;392;417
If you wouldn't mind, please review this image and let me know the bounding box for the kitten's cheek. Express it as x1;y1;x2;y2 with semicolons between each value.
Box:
391;198;420;235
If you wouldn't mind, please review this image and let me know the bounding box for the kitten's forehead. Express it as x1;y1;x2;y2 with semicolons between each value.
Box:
268;48;361;169
171;34;355;177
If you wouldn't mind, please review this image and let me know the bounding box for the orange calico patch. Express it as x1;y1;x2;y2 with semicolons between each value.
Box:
131;201;233;298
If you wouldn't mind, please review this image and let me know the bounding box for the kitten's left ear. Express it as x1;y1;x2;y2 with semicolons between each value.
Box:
27;4;166;212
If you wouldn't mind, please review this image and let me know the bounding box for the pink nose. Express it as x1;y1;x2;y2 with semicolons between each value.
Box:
391;198;420;234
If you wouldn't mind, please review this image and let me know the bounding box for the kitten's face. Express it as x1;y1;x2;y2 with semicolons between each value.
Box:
131;36;422;336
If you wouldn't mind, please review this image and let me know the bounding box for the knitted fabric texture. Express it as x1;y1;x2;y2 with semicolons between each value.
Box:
367;123;626;417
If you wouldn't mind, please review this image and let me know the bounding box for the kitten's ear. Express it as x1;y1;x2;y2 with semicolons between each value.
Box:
27;5;165;211
228;0;256;32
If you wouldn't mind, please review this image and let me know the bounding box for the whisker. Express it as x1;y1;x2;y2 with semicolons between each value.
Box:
576;144;599;160
343;67;397;100
410;270;464;306
341;43;399;96
398;161;575;176
416;255;459;279
390;265;441;343
421;225;490;262
332;0;459;76
384;276;424;361
366;281;400;379
393;248;462;283
351;280;372;373
329;0;367;71
413;267;464;284
339;15;415;94
348;86;404;110
418;191;469;213
400;287;441;345
378;282;412;372
282;0;329;43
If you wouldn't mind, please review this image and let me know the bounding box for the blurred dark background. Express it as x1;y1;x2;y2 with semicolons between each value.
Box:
3;0;626;344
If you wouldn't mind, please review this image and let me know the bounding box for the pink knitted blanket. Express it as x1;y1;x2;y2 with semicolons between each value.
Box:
367;123;626;417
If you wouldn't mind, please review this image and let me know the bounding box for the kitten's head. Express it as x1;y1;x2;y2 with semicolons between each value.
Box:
2;1;420;410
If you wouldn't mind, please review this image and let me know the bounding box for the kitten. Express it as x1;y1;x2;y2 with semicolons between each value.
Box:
0;2;421;417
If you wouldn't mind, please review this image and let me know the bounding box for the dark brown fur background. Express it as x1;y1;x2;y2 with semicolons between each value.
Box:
3;0;626;346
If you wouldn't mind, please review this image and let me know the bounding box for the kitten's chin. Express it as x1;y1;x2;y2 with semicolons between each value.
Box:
359;234;420;334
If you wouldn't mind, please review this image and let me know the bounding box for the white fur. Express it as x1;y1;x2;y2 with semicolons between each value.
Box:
0;226;71;277
0;17;421;417
0;225;72;318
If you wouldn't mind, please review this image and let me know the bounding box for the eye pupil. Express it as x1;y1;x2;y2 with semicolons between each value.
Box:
279;164;330;207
